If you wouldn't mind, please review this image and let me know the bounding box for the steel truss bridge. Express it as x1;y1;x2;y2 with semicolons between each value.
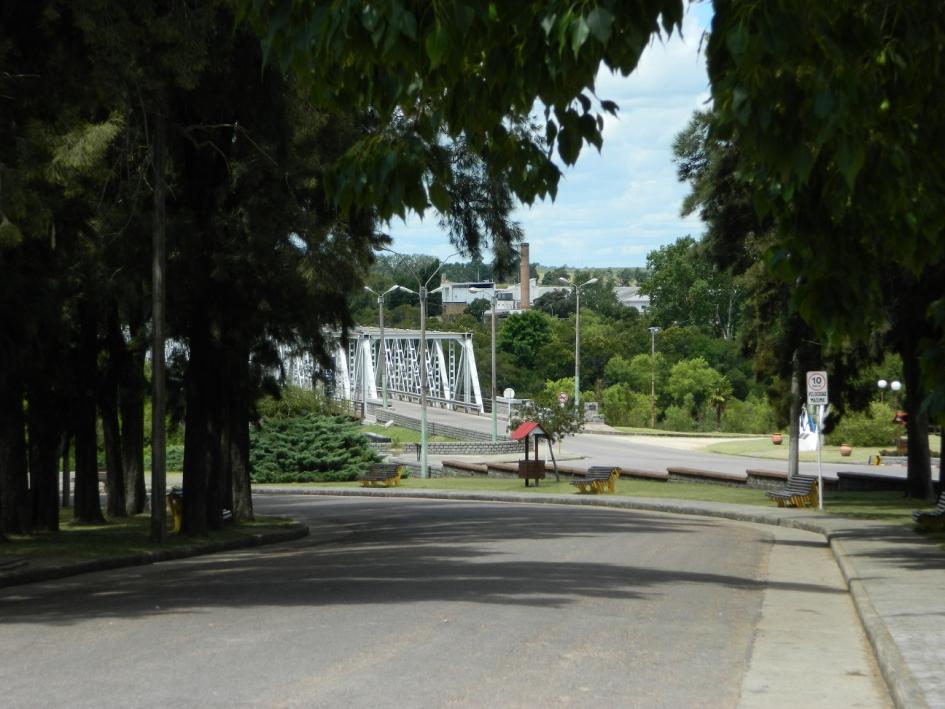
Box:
279;327;484;413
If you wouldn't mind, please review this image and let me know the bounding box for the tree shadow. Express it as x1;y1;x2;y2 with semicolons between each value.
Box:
0;497;848;626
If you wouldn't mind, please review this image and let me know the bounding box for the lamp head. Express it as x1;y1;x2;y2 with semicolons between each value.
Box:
890;380;902;392
877;379;888;390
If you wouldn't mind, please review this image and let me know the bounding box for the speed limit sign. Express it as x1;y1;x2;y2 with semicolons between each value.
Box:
806;371;829;406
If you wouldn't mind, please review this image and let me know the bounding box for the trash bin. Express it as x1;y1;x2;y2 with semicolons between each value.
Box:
166;487;183;533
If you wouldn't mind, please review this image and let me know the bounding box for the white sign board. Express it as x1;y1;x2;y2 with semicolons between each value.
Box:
806;370;829;406
503;388;515;400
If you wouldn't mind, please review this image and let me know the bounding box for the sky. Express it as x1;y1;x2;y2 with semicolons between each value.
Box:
387;4;714;269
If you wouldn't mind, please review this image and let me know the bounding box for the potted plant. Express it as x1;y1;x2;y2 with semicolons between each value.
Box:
839;443;853;457
771;433;783;445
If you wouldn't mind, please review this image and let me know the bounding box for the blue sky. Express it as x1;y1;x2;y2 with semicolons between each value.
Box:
388;4;713;269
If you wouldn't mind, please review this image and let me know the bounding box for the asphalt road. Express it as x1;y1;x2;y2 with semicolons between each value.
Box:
0;496;888;708
385;400;874;479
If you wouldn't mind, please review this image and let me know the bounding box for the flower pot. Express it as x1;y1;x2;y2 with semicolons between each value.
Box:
771;433;783;445
839;443;853;457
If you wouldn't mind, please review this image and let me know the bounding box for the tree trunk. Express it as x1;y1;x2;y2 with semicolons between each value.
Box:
120;343;146;515
546;438;560;482
228;350;252;521
73;300;106;525
902;347;933;500
61;431;71;508
150;97;168;541
182;331;213;536
0;378;30;535
100;303;126;517
788;353;801;480
28;387;62;531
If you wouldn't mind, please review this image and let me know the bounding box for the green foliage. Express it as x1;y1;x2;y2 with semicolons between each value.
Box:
241;0;685;218
250;415;379;483
464;298;491;321
826;402;900;447
640;236;741;338
256;386;332;419
719;396;776;434
661;404;695;432
707;1;945;419
666;357;723;411
601;385;652;427
498;310;554;369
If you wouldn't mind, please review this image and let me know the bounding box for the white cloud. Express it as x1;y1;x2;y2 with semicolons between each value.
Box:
388;6;712;268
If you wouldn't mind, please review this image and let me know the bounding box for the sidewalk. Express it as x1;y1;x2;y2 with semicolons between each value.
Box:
2;487;941;708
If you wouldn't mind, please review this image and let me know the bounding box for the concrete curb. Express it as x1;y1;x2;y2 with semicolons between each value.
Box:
253;486;921;708
0;524;309;590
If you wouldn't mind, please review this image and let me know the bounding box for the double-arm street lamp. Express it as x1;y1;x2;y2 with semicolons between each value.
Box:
396;250;461;478
364;284;408;409
559;276;598;412
469;285;498;443
877;378;902;405
649;326;661;428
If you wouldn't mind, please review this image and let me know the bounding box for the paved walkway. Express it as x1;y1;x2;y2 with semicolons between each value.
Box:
2;487;942;708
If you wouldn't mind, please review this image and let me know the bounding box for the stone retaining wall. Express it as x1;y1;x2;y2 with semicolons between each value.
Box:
403;440;523;456
375;410;509;443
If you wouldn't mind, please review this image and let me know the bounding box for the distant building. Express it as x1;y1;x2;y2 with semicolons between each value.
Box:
614;286;650;312
438;278;650;319
438;280;496;317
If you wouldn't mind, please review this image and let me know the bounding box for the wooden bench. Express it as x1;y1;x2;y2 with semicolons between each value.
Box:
570;466;621;494
913;492;945;531
765;475;818;508
360;463;403;488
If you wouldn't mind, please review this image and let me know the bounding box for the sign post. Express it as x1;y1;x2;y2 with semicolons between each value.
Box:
806;371;829;510
557;392;568;407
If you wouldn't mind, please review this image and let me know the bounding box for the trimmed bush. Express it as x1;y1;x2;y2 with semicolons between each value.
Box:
601;384;652;427
250;415;379;483
825;402;899;447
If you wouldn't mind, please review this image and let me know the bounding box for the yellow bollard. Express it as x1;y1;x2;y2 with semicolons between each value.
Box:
166;488;183;533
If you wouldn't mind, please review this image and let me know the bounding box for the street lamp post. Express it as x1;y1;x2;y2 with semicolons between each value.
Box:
560;276;598;412
649;326;661;429
877;378;902;405
395;250;461;478
470;286;498;442
363;285;402;409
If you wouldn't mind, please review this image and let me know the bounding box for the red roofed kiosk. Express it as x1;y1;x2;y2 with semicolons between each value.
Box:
511;421;548;486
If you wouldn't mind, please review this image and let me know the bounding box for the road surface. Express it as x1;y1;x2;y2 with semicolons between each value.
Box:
1;495;888;707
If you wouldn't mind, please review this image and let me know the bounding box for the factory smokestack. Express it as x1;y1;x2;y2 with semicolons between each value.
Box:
519;242;530;309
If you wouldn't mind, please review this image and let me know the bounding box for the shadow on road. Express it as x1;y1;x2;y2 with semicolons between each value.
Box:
1;497;847;626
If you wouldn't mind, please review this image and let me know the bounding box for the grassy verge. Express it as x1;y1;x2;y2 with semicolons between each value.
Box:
257;477;940;529
0;510;299;563
612;427;763;438
706;438;888;464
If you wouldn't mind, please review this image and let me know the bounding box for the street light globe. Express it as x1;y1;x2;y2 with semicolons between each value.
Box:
877;379;888;390
890;380;902;392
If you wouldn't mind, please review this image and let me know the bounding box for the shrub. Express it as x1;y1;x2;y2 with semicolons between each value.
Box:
661;404;695;432
720;396;777;434
825;402;899;447
250;415;379;483
601;384;652;427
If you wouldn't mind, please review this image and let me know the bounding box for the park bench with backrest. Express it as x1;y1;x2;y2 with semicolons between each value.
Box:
912;491;945;531
570;466;621;494
765;475;818;508
360;463;403;488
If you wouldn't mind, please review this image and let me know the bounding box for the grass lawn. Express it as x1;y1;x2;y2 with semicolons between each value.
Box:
706;438;889;464
0;510;299;563
258;476;937;528
612;427;762;438
361;423;459;447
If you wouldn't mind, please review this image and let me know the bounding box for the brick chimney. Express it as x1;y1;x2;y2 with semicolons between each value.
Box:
519;242;530;309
